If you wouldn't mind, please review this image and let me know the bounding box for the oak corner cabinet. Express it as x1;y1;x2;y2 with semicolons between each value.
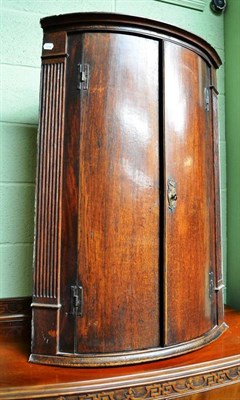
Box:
30;13;227;367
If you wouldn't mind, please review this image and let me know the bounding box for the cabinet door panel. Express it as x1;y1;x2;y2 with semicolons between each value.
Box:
60;33;161;354
77;33;160;353
164;42;216;345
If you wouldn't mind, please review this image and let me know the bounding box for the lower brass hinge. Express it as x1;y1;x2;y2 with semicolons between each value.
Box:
209;273;225;298
215;283;225;292
209;271;214;299
71;285;83;316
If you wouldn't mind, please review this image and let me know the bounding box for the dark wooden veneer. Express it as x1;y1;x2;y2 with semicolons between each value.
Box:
40;12;221;67
30;12;226;367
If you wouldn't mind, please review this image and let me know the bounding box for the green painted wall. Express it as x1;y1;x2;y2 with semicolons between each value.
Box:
225;0;240;310
0;0;226;299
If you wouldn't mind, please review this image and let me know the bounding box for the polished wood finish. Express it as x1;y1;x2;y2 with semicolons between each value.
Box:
183;384;240;400
62;32;160;354
164;42;216;344
31;38;66;357
1;307;239;399
40;13;221;68
30;13;226;366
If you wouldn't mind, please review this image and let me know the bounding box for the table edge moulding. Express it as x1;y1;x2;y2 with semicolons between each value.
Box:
0;305;239;399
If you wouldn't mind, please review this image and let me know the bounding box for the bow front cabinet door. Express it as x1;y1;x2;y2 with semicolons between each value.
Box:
30;13;227;367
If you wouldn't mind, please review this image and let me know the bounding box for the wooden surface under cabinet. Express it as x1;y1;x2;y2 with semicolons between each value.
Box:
0;306;239;399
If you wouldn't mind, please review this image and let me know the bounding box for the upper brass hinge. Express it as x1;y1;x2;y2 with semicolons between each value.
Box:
204;87;210;112
77;63;89;90
71;285;83;316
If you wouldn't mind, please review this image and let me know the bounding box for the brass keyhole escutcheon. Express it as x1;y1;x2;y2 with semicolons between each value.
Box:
167;178;177;211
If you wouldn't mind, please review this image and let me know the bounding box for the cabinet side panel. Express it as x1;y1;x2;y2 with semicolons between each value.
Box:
164;41;216;345
32;55;66;356
33;61;65;301
59;34;83;353
31;308;59;354
211;84;224;324
77;33;160;353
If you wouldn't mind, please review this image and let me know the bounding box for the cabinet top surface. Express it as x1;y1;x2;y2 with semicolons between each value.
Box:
40;12;221;67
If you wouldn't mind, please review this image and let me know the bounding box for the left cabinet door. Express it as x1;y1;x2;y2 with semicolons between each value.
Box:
60;32;162;354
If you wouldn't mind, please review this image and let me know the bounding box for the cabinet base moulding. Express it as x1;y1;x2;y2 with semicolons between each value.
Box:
29;322;228;367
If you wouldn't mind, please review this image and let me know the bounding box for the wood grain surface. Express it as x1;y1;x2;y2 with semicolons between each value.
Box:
30;13;226;366
164;41;216;345
76;32;160;353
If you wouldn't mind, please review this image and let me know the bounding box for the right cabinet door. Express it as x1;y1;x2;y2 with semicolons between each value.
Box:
164;41;217;345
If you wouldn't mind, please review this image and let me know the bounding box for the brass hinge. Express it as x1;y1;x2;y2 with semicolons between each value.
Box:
204;87;210;112
209;273;225;299
71;285;83;316
77;63;89;90
167;178;177;211
209;271;214;299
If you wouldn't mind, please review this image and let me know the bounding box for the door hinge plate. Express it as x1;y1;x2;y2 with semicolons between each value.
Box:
77;63;89;90
71;285;83;316
204;87;210;112
167;178;177;211
209;271;214;299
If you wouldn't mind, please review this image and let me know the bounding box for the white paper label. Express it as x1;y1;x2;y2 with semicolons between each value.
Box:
43;43;54;50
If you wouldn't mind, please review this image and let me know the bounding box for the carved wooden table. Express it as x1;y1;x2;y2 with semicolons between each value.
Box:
0;306;239;399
